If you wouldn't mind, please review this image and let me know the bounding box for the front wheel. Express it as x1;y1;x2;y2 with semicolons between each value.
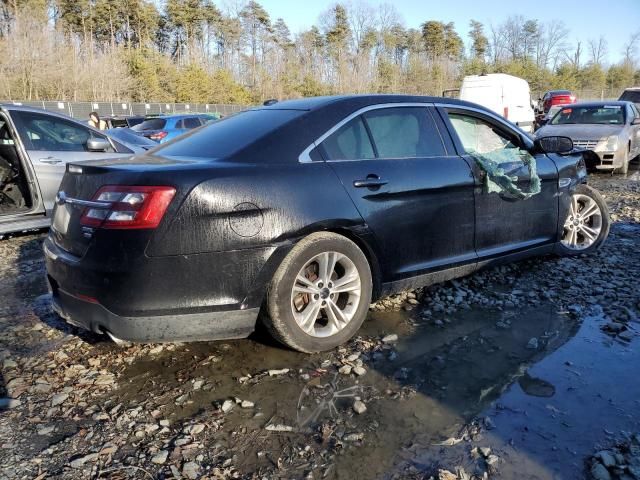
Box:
556;184;610;256
263;232;372;353
620;147;630;175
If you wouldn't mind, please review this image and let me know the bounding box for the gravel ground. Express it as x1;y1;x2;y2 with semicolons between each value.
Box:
0;170;639;479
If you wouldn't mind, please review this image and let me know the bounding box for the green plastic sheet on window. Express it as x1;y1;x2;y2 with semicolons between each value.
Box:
468;149;542;200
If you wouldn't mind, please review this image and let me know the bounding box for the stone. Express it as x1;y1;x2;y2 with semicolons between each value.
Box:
343;432;364;442
37;426;54;435
0;398;21;409
241;400;254;408
69;453;99;469
338;365;352;375
353;400;367;414
221;400;235;413
188;424;205;435
265;424;294;432
51;393;69;407
151;450;169;465
596;450;617;468
591;463;612;480
526;337;539;350
182;462;200;479
382;334;398;343
268;368;289;376
353;366;366;376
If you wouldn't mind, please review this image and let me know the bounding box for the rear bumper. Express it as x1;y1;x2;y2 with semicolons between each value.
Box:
49;284;257;343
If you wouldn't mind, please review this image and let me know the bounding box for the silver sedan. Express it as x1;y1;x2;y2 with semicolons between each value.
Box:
536;101;640;174
0;105;145;236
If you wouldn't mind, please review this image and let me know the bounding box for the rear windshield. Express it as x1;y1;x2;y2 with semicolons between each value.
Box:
619;90;640;103
551;105;625;125
155;109;304;159
133;118;166;131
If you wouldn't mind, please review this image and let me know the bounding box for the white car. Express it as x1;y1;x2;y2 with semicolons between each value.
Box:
0;105;145;236
459;73;536;133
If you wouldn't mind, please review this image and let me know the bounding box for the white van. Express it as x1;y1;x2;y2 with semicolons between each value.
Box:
459;73;535;133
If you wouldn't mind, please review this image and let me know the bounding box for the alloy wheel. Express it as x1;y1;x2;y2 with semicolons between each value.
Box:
561;193;603;250
290;251;362;338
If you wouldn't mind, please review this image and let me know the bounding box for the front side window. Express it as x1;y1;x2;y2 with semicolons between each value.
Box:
321;117;375;161
447;112;531;167
362;107;445;158
12;111;112;152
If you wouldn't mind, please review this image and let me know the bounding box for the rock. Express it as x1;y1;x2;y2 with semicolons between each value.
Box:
37;426;54;435
182;462;200;479
268;368;289;376
526;337;539;350
438;470;458;480
151;450;169;465
3;359;17;369
347;353;360;362
479;447;491;457
596;450;617;468
353;400;367;414
69;453;99;469
221;400;235;413
241;400;254;408
265;424;294;432
159;419;170;427
192;380;204;390
591;462;612;480
353;366;366;376
0;398;21;409
188;424;205;435
618;331;634;342
486;454;500;466
338;365;352;375
51;393;69;407
382;334;398;343
343;432;364;442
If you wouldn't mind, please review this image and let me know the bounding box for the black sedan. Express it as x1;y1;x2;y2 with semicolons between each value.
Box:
44;95;610;352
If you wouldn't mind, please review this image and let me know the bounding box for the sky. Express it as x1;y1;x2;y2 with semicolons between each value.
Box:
249;0;640;65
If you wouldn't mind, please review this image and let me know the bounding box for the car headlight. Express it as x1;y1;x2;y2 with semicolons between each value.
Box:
596;135;619;151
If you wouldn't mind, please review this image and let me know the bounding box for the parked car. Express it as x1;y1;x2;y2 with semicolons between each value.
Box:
103;115;145;129
535;90;576;129
536;101;640;174
131;114;215;143
535;104;564;129
619;87;640;109
45;95;609;352
105;127;158;151
0;105;149;236
459;73;536;132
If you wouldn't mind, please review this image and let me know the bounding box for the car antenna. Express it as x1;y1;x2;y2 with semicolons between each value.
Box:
263;99;278;106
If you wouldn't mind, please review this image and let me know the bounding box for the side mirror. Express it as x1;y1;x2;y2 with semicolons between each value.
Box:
632;118;640;125
535;136;574;154
86;137;111;152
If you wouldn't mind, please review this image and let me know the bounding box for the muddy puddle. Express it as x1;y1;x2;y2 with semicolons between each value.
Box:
111;302;587;478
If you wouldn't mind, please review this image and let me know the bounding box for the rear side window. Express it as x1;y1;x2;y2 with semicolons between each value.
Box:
155;109;304;159
133;118;166;131
363;107;445;158
620;90;640;103
321;117;375;160
182;117;201;129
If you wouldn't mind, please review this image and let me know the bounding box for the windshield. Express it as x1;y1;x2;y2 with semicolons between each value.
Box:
132;118;166;131
619;90;640;103
551;105;625;125
155;109;304;159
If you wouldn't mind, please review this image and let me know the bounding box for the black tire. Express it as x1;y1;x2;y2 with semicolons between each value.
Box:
556;184;610;256
263;232;373;353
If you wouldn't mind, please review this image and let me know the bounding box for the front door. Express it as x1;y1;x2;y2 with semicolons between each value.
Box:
10;110;129;213
317;105;476;282
440;107;559;258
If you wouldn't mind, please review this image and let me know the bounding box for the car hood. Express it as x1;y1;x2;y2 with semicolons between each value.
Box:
536;124;623;139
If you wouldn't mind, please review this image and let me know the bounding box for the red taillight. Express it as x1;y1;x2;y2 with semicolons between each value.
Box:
503;106;509;119
149;131;168;141
80;186;176;229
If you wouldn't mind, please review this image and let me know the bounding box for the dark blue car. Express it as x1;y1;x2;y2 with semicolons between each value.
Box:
131;113;219;143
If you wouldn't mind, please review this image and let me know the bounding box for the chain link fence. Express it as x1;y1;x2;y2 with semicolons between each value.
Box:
0;101;248;120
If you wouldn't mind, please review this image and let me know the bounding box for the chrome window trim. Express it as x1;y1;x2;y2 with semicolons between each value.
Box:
298;102;435;163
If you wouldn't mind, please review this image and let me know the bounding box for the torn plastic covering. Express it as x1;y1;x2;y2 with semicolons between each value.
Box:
468;149;541;200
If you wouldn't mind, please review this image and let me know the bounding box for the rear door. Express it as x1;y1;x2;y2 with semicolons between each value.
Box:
10;110;131;212
318;104;476;282
439;106;558;258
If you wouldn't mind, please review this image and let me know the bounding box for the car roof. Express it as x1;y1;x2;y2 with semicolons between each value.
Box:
546;90;572;95
256;94;490;113
558;100;631;108
155;113;210;119
0;103;79;121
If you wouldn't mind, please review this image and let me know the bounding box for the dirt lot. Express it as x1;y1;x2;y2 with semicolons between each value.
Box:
1;169;639;480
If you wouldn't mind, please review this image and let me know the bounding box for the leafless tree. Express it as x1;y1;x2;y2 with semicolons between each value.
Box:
588;36;608;65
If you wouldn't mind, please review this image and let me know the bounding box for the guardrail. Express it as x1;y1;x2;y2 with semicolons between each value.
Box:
0;101;247;120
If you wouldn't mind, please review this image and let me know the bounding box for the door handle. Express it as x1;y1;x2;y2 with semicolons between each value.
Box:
353;175;388;189
39;157;63;165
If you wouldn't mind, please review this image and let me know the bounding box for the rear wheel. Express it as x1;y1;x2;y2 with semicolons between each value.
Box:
264;232;372;353
556;184;610;256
